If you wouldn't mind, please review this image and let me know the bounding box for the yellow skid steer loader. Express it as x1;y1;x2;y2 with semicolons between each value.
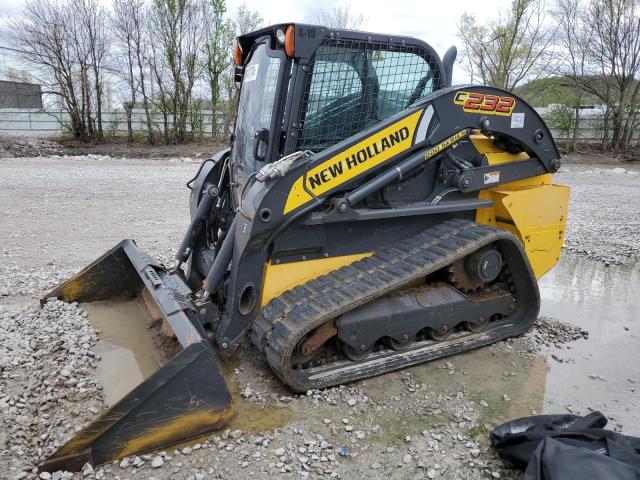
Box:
39;23;569;472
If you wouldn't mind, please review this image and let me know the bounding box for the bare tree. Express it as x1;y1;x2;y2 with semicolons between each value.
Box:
311;1;367;30
68;7;94;139
147;30;171;143
564;0;640;150
148;0;207;143
74;0;109;140
111;0;138;141
232;2;263;35
110;0;154;142
132;0;155;142
8;0;103;141
8;0;264;145
553;0;594;151
202;0;234;137
457;0;556;91
590;0;640;149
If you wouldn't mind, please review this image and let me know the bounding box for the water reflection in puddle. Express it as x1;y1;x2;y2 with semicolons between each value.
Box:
539;255;640;430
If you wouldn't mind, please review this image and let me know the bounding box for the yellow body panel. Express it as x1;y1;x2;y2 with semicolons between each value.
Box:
472;135;570;278
261;253;372;307
284;110;424;214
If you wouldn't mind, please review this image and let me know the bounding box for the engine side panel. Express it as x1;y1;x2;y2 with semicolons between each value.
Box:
472;135;570;278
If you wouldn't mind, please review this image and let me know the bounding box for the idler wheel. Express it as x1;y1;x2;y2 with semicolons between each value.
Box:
465;248;502;284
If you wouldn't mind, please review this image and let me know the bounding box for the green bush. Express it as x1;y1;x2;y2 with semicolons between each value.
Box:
544;104;575;140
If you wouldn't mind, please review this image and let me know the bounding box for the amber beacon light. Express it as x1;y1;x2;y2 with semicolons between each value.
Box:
234;41;243;66
285;25;295;57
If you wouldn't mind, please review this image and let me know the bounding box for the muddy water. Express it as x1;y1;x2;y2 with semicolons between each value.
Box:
218;356;293;434
366;254;640;436
539;255;640;430
82;299;164;406
409;346;549;427
83;298;292;432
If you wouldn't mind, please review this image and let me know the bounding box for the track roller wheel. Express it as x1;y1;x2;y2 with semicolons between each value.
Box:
463;316;489;332
340;342;372;362
291;334;317;369
387;335;415;351
427;326;451;341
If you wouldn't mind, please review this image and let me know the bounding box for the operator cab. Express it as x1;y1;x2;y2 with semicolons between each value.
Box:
230;23;455;208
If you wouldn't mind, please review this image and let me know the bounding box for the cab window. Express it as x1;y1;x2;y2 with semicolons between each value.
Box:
297;42;439;152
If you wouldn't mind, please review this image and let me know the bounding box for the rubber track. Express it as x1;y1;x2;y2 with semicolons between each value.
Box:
252;219;539;392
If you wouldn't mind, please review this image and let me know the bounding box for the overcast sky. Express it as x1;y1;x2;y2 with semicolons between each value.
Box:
0;0;514;83
225;0;515;83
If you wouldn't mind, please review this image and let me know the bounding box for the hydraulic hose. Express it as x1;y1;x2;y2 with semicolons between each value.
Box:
202;216;238;295
175;185;218;263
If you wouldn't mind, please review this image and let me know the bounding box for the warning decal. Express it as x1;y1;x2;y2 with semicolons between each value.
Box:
484;171;500;184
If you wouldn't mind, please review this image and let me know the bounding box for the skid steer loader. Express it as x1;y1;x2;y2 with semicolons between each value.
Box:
39;23;570;472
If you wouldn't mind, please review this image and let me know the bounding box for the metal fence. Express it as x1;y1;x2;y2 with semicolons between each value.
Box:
0;107;637;144
0;108;223;136
545;118;640;143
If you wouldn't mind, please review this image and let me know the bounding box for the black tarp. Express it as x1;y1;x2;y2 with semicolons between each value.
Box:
491;412;640;479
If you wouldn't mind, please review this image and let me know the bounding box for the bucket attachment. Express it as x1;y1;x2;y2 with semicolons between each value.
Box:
38;240;235;473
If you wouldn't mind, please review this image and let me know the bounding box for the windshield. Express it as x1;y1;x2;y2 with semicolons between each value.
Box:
231;42;281;204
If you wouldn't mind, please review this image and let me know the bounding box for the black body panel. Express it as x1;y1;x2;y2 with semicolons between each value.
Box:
336;283;514;350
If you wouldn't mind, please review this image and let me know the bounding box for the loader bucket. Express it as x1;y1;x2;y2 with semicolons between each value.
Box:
38;240;235;473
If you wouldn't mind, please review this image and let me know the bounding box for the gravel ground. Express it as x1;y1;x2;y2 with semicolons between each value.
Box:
0;155;637;480
555;163;640;265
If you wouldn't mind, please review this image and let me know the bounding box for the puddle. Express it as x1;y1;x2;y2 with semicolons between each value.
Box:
83;298;291;433
79;253;638;444
413;348;548;417
539;255;640;430
83;299;164;406
359;255;639;437
219;356;293;435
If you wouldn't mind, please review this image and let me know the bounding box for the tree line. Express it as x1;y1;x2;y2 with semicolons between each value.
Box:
458;0;640;152
9;0;263;144
10;0;638;151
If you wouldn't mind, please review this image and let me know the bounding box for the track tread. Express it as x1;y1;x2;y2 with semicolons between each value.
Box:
251;219;539;391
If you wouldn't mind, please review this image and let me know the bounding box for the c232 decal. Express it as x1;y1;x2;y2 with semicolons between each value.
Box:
454;91;516;116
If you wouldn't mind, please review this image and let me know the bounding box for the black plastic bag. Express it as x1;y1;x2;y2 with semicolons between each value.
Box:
491;412;640;479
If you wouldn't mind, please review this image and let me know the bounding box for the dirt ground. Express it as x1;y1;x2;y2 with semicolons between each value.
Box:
0;153;639;480
56;137;228;161
0;132;226;160
2;132;638;164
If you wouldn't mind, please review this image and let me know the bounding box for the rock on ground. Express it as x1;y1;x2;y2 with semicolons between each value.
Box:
0;155;636;479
